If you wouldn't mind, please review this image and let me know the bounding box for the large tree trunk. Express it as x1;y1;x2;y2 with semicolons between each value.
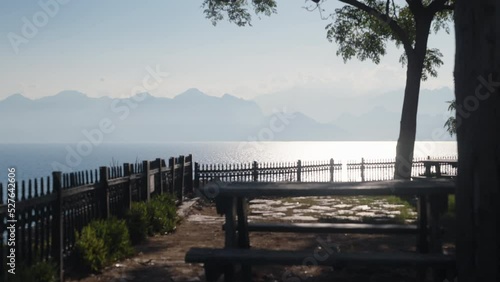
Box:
394;56;422;179
455;0;500;281
394;15;432;179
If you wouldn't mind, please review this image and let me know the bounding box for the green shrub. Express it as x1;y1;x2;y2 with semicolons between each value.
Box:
30;260;59;282
4;260;58;282
99;217;134;261
74;225;107;272
74;217;133;272
147;194;178;235
126;202;149;244
126;194;178;240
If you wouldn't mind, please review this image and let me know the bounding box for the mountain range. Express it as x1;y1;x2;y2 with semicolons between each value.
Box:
0;88;455;143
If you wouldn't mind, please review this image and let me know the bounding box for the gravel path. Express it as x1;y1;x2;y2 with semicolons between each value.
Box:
65;196;453;282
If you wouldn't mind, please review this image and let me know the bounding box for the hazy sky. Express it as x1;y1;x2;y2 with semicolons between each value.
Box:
0;0;455;100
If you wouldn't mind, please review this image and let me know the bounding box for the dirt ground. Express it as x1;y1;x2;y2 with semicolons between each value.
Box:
64;198;455;282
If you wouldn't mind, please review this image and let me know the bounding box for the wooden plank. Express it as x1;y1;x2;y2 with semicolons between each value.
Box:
225;222;419;234
216;180;455;198
185;247;456;267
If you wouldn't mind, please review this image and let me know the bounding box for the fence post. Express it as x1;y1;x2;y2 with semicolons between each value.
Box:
177;155;186;203
185;154;194;195
252;161;258;182
360;158;365;182
169;157;176;195
143;160;151;202
330;158;334;182
123;163;133;210
297;160;302;182
194;162;200;191
0;183;4;282
99;167;110;218
156;158;164;195
51;171;64;282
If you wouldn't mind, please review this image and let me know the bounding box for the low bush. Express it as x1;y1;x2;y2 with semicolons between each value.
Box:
100;217;134;261
74;217;133;272
74;225;107;272
126;194;178;241
4;260;58;282
147;194;178;235
126;202;149;244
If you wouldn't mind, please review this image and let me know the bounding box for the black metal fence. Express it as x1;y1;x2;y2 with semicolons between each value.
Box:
0;154;193;280
196;156;458;184
194;159;343;187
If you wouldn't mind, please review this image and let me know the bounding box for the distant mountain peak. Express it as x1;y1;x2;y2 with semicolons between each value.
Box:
131;92;154;100
2;93;31;103
53;90;87;98
175;88;207;99
222;93;241;100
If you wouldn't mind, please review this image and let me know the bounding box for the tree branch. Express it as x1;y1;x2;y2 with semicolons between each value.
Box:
405;0;423;13
428;0;454;13
339;0;414;52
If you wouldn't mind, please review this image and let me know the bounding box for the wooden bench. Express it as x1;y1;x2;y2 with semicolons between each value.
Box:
185;247;456;282
188;180;456;281
223;222;419;234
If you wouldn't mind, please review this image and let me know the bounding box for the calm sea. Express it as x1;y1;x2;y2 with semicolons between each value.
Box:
0;141;457;182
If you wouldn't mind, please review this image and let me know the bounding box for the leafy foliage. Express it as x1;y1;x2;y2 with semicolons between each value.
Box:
126;202;149;244
74;226;107;272
100;217;135;261
5;260;58;282
74;218;134;272
126;194;178;243
201;0;454;81
146;194;178;235
202;0;277;26
444;100;456;136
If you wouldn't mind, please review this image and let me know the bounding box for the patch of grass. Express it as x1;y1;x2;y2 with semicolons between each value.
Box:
287;196;416;223
281;197;319;206
447;194;455;213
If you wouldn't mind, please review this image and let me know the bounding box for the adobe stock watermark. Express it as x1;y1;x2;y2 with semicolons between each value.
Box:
50;65;169;172
281;235;340;282
453;74;499;129
7;0;71;54
237;107;296;153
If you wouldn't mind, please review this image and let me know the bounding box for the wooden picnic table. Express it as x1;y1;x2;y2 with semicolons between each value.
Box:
421;159;458;178
186;179;456;281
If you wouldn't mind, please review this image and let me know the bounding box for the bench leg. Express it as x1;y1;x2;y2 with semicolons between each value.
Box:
237;197;250;248
223;264;235;282
203;263;237;282
417;195;429;253
241;264;252;282
204;263;224;282
237;198;252;281
416;266;427;282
